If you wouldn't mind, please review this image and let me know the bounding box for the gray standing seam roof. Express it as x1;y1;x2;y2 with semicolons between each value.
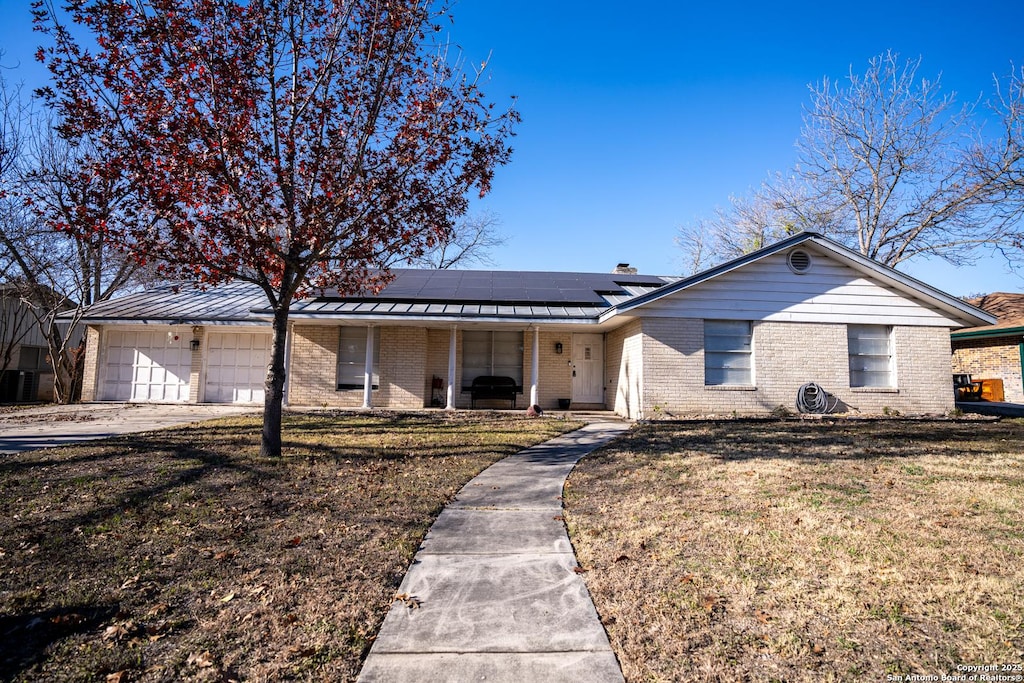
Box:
71;270;676;324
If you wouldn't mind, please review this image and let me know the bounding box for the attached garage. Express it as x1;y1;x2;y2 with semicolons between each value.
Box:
203;331;271;404
100;329;192;402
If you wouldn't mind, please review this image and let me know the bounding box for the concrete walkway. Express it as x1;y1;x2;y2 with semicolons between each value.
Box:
358;421;631;683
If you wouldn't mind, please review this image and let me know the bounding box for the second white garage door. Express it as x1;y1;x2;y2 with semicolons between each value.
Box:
204;332;271;404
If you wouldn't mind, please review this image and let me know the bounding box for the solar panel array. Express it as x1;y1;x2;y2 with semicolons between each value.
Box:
317;269;669;306
75;270;674;324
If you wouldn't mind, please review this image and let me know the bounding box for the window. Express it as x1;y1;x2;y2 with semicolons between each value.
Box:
704;320;752;386
17;346;49;370
337;327;379;390
848;325;893;388
462;330;523;389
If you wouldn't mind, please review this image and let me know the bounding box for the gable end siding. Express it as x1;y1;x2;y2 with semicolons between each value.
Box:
634;251;964;327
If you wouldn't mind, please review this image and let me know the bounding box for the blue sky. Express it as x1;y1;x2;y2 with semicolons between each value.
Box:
448;0;1024;296
3;0;1023;296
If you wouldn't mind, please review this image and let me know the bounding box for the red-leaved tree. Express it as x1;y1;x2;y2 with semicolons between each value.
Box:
33;0;518;455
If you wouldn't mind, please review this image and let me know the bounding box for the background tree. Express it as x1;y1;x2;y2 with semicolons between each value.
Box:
0;105;151;402
34;0;518;455
404;211;506;269
678;52;1024;272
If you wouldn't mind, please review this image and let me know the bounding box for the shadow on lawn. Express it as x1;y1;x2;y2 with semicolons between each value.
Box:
0;603;120;682
625;418;1024;462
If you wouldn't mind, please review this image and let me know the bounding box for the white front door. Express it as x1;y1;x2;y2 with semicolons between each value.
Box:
571;333;604;404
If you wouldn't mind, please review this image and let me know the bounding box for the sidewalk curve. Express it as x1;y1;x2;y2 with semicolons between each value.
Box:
357;421;630;683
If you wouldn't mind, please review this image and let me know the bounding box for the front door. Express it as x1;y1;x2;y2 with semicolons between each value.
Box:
571;333;604;404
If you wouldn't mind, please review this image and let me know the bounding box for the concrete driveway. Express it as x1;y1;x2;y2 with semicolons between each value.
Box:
0;403;257;455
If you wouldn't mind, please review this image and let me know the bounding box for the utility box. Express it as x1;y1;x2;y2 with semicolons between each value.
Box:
978;378;1005;403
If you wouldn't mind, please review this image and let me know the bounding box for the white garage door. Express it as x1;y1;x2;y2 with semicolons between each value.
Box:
204;332;271;404
101;329;192;402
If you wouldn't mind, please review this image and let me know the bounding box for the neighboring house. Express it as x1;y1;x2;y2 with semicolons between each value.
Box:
0;284;57;403
951;292;1024;404
73;232;993;418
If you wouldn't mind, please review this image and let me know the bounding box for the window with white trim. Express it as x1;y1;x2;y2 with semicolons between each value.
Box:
337;327;379;390
704;320;753;386
848;325;893;388
461;330;523;389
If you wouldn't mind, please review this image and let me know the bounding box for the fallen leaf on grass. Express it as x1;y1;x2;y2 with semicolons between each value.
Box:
284;536;302;547
572;566;588;574
552;515;565;522
393;592;422;609
755;609;772;624
701;595;725;614
106;672;127;683
613;554;630;563
187;651;215;668
214;549;237;561
221;592;235;603
146;603;169;617
287;646;317;659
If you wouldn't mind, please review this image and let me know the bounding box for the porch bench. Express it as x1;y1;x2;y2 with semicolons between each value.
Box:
468;375;519;409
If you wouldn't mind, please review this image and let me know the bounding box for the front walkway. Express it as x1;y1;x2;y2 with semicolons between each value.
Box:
358;422;630;683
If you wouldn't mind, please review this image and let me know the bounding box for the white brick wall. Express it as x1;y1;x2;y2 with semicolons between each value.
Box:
635;318;954;417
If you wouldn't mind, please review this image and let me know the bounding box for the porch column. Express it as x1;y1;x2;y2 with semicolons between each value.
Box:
446;325;457;410
530;326;539;407
362;324;375;409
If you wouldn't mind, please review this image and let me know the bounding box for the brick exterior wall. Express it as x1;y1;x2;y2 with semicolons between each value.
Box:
80;325;102;401
288;325;429;408
188;326;205;403
631;318;954;418
424;328;458;407
952;337;1024;403
606;319;643;418
289;325;575;410
523;330;573;410
377;327;427;408
288;325;357;407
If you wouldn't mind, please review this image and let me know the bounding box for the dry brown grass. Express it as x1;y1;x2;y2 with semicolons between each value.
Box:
565;418;1024;682
0;410;579;682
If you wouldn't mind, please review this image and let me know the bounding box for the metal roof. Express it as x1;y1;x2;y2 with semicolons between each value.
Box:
73;271;676;325
70;281;270;325
71;233;993;329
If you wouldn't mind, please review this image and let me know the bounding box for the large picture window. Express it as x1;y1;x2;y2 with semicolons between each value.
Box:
337;327;379;390
704;320;752;386
848;325;893;388
462;330;523;389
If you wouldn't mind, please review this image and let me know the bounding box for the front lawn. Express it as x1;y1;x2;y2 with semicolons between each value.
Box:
0;411;579;682
565;418;1024;682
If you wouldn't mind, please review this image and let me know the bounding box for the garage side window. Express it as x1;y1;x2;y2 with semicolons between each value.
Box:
704;320;753;386
848;325;893;388
462;331;524;389
337;327;380;390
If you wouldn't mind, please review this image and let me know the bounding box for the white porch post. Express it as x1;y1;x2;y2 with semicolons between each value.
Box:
530;326;539;407
446;325;457;410
362;324;375;409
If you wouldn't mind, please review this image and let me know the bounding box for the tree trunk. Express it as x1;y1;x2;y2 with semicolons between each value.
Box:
261;305;290;458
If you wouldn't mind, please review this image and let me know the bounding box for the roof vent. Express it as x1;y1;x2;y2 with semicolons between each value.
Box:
613;263;637;274
787;249;812;274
